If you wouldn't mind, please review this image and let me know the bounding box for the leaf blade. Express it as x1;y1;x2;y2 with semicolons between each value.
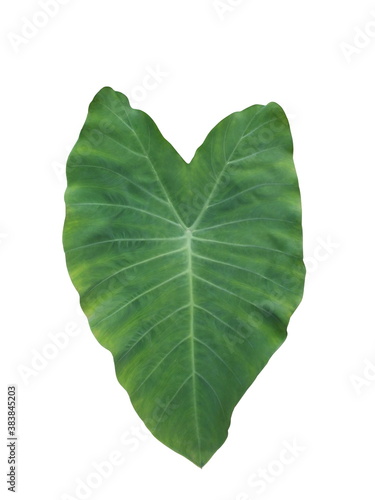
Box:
63;87;305;467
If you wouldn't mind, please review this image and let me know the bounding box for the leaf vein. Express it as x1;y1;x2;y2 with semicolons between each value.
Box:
116;305;190;363
194;217;294;233
208;183;292;208
195;338;244;388
66;236;185;253
193;274;283;327
105;98;186;228
153;375;193;432
92;271;188;327
190;107;274;230
192;237;298;258
192;252;295;292
69;164;169;206
84;247;186;296
132;336;190;395
69;203;181;228
194;305;254;350
195;372;226;417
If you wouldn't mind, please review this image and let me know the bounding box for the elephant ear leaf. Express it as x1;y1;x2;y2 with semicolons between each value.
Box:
63;87;305;467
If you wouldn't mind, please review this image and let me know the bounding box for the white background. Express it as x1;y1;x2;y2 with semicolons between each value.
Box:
2;0;375;499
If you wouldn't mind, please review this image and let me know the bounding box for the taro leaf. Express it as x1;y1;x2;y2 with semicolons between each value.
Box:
63;87;305;467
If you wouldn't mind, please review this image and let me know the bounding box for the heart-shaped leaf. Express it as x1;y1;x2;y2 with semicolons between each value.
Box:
63;87;305;467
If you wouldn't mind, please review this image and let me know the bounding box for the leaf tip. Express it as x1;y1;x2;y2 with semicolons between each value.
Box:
93;86;131;108
265;101;291;126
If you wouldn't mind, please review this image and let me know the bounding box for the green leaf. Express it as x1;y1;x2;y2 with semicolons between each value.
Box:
63;87;305;467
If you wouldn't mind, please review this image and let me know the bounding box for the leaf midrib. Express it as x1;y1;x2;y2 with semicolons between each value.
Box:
186;228;201;463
